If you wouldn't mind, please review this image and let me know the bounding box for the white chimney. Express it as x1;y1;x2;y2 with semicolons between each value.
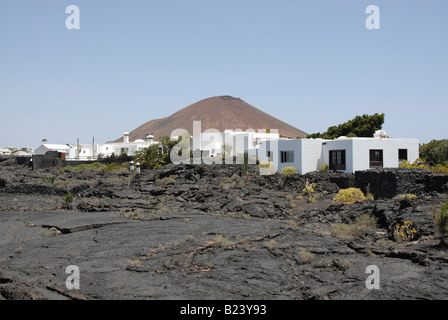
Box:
123;132;130;144
146;134;154;144
373;130;387;139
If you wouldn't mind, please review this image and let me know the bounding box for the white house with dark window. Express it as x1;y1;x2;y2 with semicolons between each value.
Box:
258;138;323;174
195;130;281;158
258;130;419;174
33;132;159;161
321;135;419;173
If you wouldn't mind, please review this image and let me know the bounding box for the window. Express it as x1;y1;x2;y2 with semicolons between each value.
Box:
267;151;273;161
329;150;346;171
399;149;408;161
280;151;294;163
370;149;383;168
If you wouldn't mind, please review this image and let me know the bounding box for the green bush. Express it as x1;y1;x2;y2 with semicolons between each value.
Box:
62;192;74;209
333;188;366;204
400;159;448;175
280;166;297;177
302;179;316;203
419;139;448;165
62;162;105;172
103;162;122;172
437;202;448;245
394;194;417;201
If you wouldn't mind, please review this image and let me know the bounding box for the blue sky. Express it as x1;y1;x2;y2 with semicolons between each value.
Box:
0;0;447;147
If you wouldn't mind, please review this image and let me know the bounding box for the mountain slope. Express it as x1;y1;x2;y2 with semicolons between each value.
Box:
115;96;307;142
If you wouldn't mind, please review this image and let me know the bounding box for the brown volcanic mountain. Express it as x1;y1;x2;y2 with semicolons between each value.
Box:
116;96;307;142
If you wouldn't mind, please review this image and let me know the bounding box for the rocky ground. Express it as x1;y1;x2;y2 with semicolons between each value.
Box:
0;160;447;300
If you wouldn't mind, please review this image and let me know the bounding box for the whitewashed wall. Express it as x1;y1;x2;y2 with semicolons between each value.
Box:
351;138;419;171
301;139;324;174
275;139;301;173
322;139;354;173
322;138;419;173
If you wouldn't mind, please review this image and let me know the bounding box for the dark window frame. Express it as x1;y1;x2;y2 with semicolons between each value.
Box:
369;149;384;168
280;150;294;163
398;149;408;161
329;150;346;171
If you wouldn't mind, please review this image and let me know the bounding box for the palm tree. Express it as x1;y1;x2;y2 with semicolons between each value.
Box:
134;144;164;169
42;138;47;144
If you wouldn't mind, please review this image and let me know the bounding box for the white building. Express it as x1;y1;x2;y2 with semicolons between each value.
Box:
0;148;12;155
258;138;324;174
34;144;76;159
98;132;158;158
258;130;419;174
195;130;281;158
33;132;159;161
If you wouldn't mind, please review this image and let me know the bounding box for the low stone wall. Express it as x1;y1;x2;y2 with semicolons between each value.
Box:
355;168;448;199
32;154;134;170
32;152;63;170
62;155;133;167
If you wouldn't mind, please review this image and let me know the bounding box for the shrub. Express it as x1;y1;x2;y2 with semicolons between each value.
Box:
331;224;363;240
63;162;105;172
258;161;276;175
393;221;417;243
365;193;375;200
400;159;448;175
319;162;328;172
127;259;142;268
432;164;448;174
76;162;104;171
394;194;417;201
62;192;74;209
355;214;378;229
302;179;316;203
280;166;297;177
333;188;366;204
296;249;315;264
103;162;122;172
258;160;272;168
40;176;56;186
214;234;236;248
436;202;448;245
264;239;279;250
331;214;377;240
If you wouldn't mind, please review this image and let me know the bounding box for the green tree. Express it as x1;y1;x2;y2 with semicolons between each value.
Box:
134;144;164;169
419;139;448;165
306;113;385;139
158;135;181;164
